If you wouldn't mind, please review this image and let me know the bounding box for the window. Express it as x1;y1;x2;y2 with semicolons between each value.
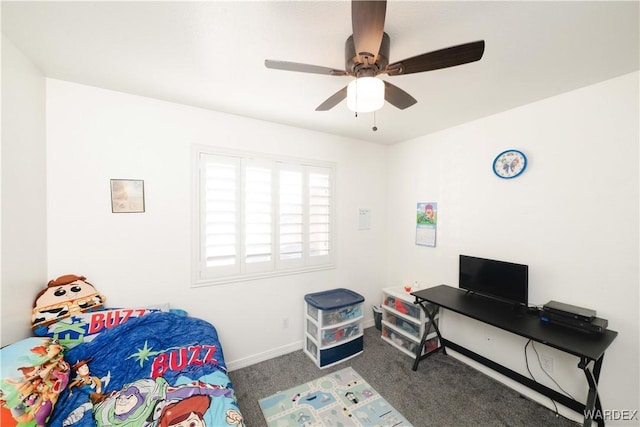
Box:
193;147;335;286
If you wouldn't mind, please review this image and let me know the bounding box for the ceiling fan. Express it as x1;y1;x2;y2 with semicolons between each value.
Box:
264;0;485;112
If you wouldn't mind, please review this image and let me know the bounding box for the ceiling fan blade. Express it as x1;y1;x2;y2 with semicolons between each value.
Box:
386;40;485;76
315;86;348;111
351;0;387;64
265;59;348;76
383;81;417;110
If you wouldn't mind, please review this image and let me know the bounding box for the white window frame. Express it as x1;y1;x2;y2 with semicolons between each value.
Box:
192;146;336;287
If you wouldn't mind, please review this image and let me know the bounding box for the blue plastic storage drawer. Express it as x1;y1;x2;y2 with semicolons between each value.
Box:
304;288;365;368
305;288;364;327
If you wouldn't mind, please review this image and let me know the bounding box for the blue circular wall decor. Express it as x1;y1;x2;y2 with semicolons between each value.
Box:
493;149;527;179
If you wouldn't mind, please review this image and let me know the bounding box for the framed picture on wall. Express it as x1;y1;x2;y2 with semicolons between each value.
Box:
110;179;145;213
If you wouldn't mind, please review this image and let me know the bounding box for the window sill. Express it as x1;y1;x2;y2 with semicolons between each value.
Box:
192;263;336;287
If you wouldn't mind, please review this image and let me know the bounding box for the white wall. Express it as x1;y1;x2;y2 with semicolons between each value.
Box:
45;78;388;369
0;35;48;346
386;72;639;424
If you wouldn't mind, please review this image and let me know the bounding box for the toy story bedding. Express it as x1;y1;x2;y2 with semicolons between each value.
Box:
2;312;244;427
0;337;70;426
33;307;165;349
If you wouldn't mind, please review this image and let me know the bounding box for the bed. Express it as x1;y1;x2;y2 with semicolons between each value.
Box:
1;311;244;427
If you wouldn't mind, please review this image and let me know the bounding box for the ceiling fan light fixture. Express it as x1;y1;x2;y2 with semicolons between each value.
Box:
347;77;384;113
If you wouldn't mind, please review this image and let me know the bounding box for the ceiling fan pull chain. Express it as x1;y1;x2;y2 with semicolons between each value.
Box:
372;111;378;132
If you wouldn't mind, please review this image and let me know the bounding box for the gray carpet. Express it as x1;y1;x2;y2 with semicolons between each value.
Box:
228;326;581;426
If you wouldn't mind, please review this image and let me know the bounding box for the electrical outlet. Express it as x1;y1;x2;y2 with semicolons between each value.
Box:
541;354;554;373
282;317;289;329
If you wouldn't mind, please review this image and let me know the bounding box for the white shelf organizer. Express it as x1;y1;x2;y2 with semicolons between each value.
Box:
304;288;365;368
380;286;440;358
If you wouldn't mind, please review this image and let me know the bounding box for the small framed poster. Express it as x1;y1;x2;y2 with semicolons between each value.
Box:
110;179;145;213
416;202;437;247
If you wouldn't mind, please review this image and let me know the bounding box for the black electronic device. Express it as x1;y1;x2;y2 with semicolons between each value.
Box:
458;255;528;307
540;310;608;335
542;300;596;322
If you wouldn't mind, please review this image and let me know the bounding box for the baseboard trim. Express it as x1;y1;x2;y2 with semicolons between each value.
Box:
226;320;376;371
362;318;375;329
227;340;303;372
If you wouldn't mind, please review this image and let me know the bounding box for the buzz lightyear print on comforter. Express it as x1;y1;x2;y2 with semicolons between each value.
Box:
48;312;244;427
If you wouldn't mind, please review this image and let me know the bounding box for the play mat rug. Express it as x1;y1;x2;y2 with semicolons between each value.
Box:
258;366;413;427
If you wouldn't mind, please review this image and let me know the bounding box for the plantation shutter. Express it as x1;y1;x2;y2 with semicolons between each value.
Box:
195;149;335;285
201;154;240;277
278;166;304;269
244;162;274;273
308;166;332;265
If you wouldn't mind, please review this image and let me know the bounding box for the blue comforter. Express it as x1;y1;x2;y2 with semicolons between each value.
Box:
48;312;244;427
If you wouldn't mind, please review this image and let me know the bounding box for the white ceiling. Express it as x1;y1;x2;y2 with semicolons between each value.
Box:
2;1;638;145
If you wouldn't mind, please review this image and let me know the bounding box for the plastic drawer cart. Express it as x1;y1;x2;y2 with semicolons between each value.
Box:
381;286;440;358
304;288;365;368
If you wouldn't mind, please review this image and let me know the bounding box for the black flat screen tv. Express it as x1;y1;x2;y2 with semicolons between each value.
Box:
459;255;528;306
